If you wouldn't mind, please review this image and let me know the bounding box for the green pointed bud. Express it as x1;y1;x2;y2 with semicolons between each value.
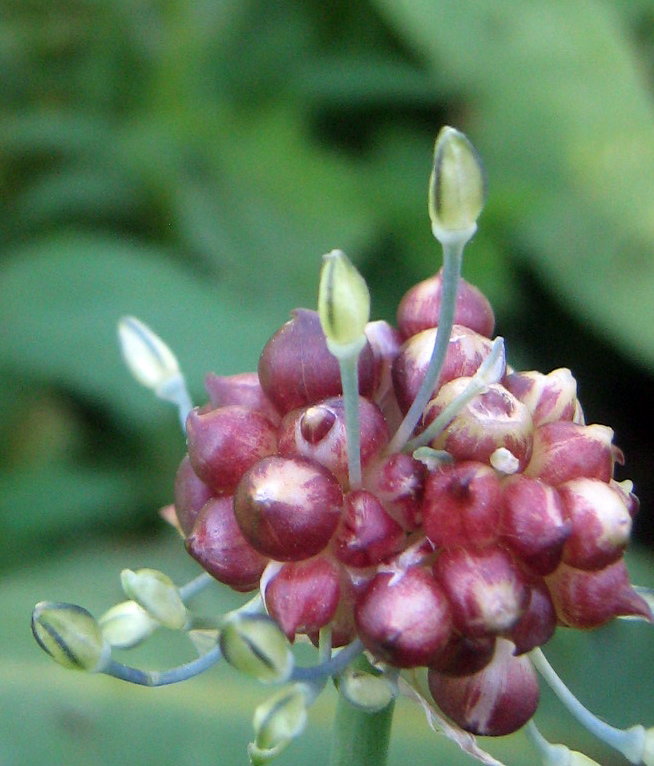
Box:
120;568;188;630
429;126;486;246
318;249;370;355
249;684;309;765
31;602;111;672
220;613;294;683
118;316;181;395
99;600;159;649
338;665;397;712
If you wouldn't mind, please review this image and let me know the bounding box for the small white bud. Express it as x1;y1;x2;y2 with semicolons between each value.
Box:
120;568;188;630
99;600;159;649
338;666;397;712
118;316;180;392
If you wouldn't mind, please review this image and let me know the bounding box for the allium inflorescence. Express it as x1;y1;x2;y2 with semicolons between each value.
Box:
32;127;654;766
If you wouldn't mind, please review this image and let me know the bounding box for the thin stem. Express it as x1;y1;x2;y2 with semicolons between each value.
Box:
329;657;395;766
386;240;464;454
530;648;645;763
336;350;363;489
178;572;214;601
291;639;364;683
103;645;222;687
524;721;569;766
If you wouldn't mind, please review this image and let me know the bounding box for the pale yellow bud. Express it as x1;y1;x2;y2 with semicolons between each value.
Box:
318;249;370;353
120;568;188;630
31;602;111;672
118;316;180;393
249;685;309;765
338;666;397;712
429;126;486;246
99;600;159;649
220;613;294;683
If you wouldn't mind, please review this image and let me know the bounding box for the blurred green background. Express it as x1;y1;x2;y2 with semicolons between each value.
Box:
2;0;654;764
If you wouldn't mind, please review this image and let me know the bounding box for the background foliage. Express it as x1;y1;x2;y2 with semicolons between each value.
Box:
1;1;654;764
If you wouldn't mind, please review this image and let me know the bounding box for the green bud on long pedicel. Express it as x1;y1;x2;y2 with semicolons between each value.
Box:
248;684;309;765
429;126;486;246
99;600;159;649
220;612;294;683
338;665;397;712
318;249;370;354
120;568;188;630
31;602;111;672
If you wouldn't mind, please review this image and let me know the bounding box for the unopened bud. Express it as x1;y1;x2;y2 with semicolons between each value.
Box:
118;316;180;396
31;602;110;672
339;666;397;712
120;568;188;630
429;126;486;246
318;249;370;353
220;612;294;683
642;726;654;766
249;684;309;765
99;600;159;649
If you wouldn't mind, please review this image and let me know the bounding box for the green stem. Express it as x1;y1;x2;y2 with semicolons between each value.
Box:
329;692;395;766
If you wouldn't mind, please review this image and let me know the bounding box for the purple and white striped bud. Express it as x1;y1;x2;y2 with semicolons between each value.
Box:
504;368;577;427
397;269;495;340
424;380;533;471
428;638;540;736
362;453;425;531
234;456;343;562
508;578;557;654
173;455;214;536
559;478;632;570
525;421;615;486
428;634;496;677
186;405;278;494
277;396;389;488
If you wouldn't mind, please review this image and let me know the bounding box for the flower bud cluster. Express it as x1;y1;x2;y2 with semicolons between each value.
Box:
173;266;650;739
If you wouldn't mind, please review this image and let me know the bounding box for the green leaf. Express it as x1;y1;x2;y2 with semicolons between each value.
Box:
372;0;654;369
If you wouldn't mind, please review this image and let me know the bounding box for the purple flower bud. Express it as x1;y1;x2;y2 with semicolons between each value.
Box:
204;372;281;425
174;455;214;536
362;453;425;531
504;368;577;427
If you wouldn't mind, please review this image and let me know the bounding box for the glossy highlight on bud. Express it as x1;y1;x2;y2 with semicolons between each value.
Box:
120;568;188;630
318;249;371;350
220;612;294;683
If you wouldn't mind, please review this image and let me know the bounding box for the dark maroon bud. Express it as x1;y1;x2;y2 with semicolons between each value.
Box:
392;325;494;414
263;557;341;641
362;453;425;531
425;381;533;472
257;309;376;415
174;455;214;536
499;475;571;576
525;421;614;486
364;320;403;431
508;579;556;654
309;573;357;649
428;638;540;736
355;567;453;668
433;547;529;638
333;490;405;568
428;634;496;677
546;558;652;628
186;405;278;494
397;269;495;340
559;478;632;570
185;496;268;592
423;461;502;549
504;369;577;427
233;456;343;561
278;397;389;487
204;371;280;425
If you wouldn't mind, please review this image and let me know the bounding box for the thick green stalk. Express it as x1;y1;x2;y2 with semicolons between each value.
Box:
329;694;395;766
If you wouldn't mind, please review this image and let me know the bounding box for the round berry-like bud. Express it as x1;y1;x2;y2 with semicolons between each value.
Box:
397;269;495;340
174;455;214;536
277;396;389;487
504;368;577;427
355;567;453;668
559;478;632;570
185;496;269;592
425;380;533;471
433;547;529;638
362;453;425;531
186;405;278;494
546;558;652;628
333;490;405;568
263;556;342;641
234;456;343;561
428;638;539;736
508;578;557;654
392;325;494;414
499;475;571;576
308;572;357;649
423;461;502;549
204;372;280;425
257;309;376;415
428;634;496;677
525;421;614;486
